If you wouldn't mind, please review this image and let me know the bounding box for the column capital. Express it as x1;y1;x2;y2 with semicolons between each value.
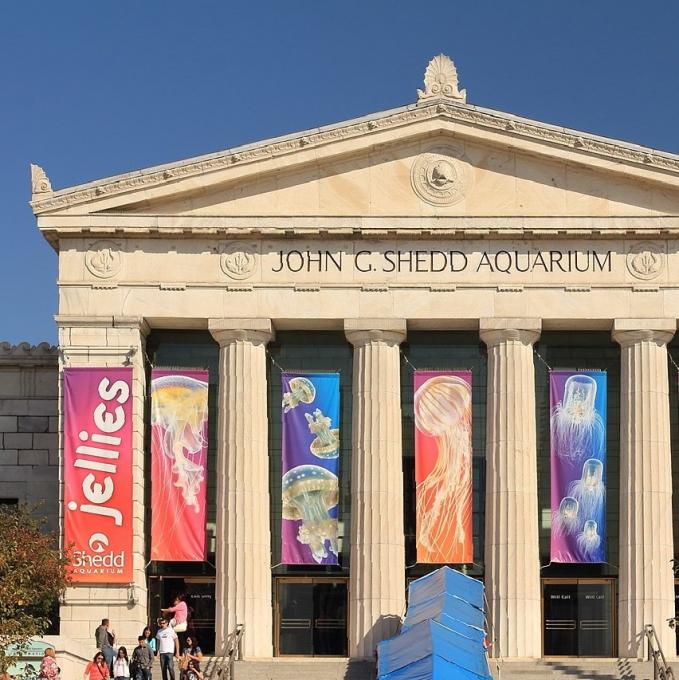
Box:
208;318;274;346
612;318;675;347
479;318;541;348
344;318;407;347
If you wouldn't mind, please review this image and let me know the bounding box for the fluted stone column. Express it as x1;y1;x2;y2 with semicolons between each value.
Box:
613;319;676;658
480;318;542;659
345;319;407;658
209;319;274;658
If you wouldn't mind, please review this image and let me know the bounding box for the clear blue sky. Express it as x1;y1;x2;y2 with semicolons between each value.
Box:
2;2;679;345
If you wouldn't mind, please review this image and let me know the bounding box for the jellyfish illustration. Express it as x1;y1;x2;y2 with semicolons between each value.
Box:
305;408;340;459
552;496;580;537
577;519;602;559
568;458;605;521
151;375;208;511
414;375;472;561
282;464;339;563
282;377;316;412
551;374;605;462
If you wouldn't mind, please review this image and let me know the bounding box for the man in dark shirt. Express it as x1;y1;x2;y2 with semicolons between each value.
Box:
132;635;154;680
94;618;116;670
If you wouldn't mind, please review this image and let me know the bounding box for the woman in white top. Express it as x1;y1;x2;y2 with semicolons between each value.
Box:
112;647;131;680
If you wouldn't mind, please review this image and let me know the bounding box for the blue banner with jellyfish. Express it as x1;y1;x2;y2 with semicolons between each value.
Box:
281;372;340;565
550;370;606;563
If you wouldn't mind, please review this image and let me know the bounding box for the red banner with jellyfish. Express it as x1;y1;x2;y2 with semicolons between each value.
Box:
150;369;209;562
415;370;473;564
550;371;606;563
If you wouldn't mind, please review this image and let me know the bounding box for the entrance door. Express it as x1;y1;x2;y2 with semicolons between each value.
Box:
276;578;347;656
543;579;615;656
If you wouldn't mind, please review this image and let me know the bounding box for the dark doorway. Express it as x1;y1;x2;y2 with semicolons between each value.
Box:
543;579;615;656
148;577;215;654
275;578;347;656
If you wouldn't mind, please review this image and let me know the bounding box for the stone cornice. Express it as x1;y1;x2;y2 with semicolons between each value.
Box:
36;215;679;249
30;100;679;216
0;341;58;366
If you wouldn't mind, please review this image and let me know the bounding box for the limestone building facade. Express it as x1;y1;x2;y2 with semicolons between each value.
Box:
24;55;679;660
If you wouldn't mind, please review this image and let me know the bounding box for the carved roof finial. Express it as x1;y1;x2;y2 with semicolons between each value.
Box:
31;164;53;196
417;54;466;104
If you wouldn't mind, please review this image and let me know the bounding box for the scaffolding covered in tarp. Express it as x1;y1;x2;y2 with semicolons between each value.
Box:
377;567;492;680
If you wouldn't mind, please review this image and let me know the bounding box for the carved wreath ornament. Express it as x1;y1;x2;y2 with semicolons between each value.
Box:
411;146;471;206
220;242;257;280
85;240;122;279
626;242;665;281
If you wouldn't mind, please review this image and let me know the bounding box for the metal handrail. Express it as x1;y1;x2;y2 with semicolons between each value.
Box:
208;623;244;680
645;624;675;680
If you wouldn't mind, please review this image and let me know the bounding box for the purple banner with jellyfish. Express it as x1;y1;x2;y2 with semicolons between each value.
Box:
281;372;340;565
550;370;606;563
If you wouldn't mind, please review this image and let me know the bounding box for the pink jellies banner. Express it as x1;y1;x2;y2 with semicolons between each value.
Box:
414;370;473;564
150;369;209;562
281;372;340;565
550;370;607;563
63;367;133;583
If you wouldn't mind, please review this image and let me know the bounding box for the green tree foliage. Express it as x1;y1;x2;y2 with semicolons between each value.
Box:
0;505;70;676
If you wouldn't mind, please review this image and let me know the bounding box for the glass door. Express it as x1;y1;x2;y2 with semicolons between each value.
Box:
276;578;348;656
542;579;615;657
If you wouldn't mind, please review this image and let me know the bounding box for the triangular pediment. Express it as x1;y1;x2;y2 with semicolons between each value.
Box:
31;98;679;222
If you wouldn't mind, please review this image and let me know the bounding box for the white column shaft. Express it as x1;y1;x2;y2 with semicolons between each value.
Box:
481;323;541;659
346;322;406;658
614;323;675;657
211;321;273;658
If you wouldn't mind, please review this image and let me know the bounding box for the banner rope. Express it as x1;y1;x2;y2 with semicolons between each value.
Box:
669;352;679;373
400;349;419;372
267;350;286;373
533;347;552;371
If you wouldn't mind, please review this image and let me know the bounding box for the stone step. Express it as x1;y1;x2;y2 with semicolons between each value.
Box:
489;659;657;680
227;658;662;680
232;660;374;680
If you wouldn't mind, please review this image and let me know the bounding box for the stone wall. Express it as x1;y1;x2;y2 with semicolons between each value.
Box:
0;342;59;531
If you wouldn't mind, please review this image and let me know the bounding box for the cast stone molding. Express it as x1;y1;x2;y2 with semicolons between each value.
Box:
0;341;58;366
417;54;466;103
30;164;52;196
85;240;123;279
219;242;258;280
626;242;665;281
410;145;472;206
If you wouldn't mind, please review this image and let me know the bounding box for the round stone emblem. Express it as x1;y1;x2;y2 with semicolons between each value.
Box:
626;242;665;281
85;240;122;279
411;147;471;206
220;242;257;280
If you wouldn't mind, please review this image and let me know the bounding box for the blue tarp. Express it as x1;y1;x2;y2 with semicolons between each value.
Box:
376;567;491;680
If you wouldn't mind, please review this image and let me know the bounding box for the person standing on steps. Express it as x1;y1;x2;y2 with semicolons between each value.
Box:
160;595;188;634
156;618;179;680
132;636;154;680
95;619;116;672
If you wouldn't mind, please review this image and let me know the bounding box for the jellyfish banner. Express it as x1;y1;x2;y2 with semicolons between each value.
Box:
550;370;606;563
414;370;473;564
150;369;209;562
281;372;340;565
63;367;134;583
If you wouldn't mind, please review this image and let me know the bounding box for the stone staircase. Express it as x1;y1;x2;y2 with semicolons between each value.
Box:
227;658;660;680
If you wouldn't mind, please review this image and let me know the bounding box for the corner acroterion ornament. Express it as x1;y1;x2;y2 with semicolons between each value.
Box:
417;54;467;104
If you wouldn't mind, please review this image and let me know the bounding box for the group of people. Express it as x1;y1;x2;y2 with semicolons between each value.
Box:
83;596;203;680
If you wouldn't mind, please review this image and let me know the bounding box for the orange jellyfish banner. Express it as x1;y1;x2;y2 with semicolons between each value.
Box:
63;367;134;583
150;369;209;562
414;370;473;564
